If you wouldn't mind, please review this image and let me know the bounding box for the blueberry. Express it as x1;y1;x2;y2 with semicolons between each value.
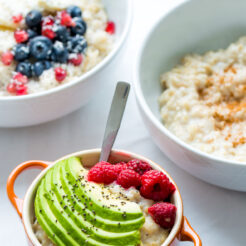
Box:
30;36;52;60
25;10;42;28
42;60;52;70
67;35;87;53
71;17;87;36
52;41;68;63
13;44;30;61
55;25;70;42
27;29;38;40
16;61;32;77
66;6;82;17
32;61;44;77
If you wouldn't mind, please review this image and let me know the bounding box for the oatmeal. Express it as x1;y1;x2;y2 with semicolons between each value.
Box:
159;36;246;162
0;0;114;96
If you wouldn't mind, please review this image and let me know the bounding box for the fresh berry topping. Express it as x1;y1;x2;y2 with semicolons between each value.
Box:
55;67;67;82
16;61;32;78
25;10;42;28
29;36;52;60
42;60;52;70
126;159;152;175
140;170;176;201
52;41;68;63
71;17;87;35
13;72;28;84
12;14;23;24
66;6;82;18
88;161;118;184
59;11;75;27
114;162;127;174
32;61;44;76
14;44;30;61
8;73;28;95
15;82;28;96
117;169;141;189
42;26;56;39
55;25;70;42
27;29;38;39
14;30;28;43
1;51;14;65
6;83;16;94
67;35;87;53
69;53;83;66
42;16;55;26
105;21;115;34
148;202;177;229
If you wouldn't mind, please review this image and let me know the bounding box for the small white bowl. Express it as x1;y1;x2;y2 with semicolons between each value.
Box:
7;149;201;245
0;0;132;127
134;0;246;191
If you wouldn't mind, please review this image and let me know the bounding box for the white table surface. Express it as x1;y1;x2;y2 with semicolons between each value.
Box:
1;0;246;245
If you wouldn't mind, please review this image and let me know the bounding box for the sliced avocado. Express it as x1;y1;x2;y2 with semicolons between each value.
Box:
35;157;145;246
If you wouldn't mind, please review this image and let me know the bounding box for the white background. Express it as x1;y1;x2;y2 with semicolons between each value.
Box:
1;0;246;245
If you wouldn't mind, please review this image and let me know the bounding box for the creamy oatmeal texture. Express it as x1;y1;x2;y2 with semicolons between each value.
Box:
33;183;169;246
0;0;113;96
159;36;246;162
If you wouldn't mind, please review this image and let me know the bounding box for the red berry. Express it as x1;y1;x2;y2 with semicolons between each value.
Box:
42;16;55;26
7;73;28;96
60;11;75;27
140;170;176;201
15;83;27;96
105;21;115;34
14;30;28;43
6;83;16;94
12;14;23;24
148;202;177;229
113;162;127;174
1;51;14;65
69;54;83;66
42;26;56;39
126;159;152;175
13;72;28;84
117;169;141;189
55;67;67;82
88;161;118;184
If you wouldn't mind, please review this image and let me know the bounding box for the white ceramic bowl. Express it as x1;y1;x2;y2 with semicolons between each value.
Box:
0;0;132;128
134;0;246;191
7;149;201;246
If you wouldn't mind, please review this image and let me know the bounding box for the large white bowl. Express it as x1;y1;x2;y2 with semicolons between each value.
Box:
0;0;132;127
134;0;246;191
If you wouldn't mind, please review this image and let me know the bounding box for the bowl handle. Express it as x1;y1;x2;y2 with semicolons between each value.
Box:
179;216;202;245
6;160;50;218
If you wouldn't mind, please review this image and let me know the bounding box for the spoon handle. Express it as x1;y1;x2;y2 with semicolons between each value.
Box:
99;82;130;162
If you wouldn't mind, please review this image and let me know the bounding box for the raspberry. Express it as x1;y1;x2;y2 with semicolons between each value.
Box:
113;162;127;174
55;67;67;82
6;83;16;94
1;51;14;65
14;30;28;43
59;11;75;27
117;169;141;189
105;21;115;34
148;202;177;229
13;72;28;84
42;16;55;26
12;14;23;24
42;26;56;39
140;170;175;201
69;53;83;66
126;159;152;175
88;161;118;184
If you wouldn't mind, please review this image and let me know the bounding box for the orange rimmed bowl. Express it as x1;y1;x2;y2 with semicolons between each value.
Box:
6;149;202;246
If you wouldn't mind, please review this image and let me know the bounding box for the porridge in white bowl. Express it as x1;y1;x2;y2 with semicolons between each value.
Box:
0;0;114;96
159;36;246;162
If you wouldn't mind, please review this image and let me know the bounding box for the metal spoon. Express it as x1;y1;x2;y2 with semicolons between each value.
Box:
99;82;130;162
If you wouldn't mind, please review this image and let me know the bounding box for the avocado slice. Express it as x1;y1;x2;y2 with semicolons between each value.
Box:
35;157;145;246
